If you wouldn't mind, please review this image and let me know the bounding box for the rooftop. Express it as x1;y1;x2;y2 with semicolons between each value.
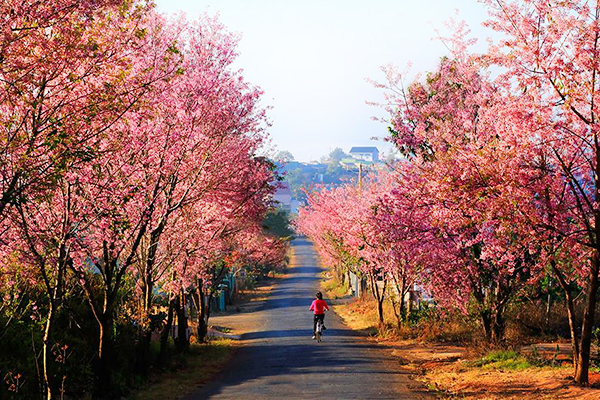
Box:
349;146;379;153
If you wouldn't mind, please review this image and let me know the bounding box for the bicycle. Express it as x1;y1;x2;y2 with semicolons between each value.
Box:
315;318;323;342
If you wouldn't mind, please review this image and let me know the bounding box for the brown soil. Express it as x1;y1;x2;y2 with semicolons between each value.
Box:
388;339;600;399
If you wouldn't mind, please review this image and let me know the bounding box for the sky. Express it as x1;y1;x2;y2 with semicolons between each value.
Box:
154;0;493;162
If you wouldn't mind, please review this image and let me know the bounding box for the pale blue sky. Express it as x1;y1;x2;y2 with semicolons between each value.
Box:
154;0;492;162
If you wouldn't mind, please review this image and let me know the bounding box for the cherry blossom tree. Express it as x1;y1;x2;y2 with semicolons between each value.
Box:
297;185;360;289
368;166;435;328
178;158;277;344
116;14;271;370
1;2;182;397
1;2;283;396
299;172;401;326
377;51;542;341
481;0;600;384
0;0;159;225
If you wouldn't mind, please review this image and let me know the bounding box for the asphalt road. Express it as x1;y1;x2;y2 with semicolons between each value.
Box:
187;238;432;399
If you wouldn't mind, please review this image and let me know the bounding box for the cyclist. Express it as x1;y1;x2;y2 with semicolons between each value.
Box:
309;291;329;339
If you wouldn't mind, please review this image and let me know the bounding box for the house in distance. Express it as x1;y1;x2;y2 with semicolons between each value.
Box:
349;146;379;162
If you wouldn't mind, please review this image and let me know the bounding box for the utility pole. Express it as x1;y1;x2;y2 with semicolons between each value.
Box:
358;163;363;190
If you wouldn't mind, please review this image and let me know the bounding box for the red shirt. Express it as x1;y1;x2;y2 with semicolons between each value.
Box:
310;299;329;315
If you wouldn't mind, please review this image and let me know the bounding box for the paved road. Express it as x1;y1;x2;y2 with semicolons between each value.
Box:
187;238;431;399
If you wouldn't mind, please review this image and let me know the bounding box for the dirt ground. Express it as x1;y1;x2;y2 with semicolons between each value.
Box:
386;339;600;399
326;284;600;399
207;275;281;338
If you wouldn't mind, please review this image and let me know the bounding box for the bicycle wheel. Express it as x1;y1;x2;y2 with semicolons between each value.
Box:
316;321;322;342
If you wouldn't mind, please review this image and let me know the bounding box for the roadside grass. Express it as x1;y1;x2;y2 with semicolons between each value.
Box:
212;325;232;334
337;302;380;336
321;275;408;338
319;275;380;337
129;338;235;400
467;349;534;371
321;274;349;299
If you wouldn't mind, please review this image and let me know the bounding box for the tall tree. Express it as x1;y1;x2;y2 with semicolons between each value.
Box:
483;0;600;384
0;2;178;398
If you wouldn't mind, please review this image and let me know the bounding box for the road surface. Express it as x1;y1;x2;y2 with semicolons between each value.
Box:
187;238;431;399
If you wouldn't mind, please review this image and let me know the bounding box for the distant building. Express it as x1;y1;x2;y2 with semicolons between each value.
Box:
349;146;379;162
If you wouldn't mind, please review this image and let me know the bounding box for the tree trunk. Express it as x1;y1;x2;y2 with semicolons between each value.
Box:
391;296;402;330
476;281;509;344
550;260;580;370
158;297;175;365
398;288;406;327
479;305;506;344
368;273;386;326
377;298;384;326
390;276;407;331
576;117;600;384
545;293;552;334
42;301;55;400
195;281;209;343
175;291;189;352
205;292;214;338
480;310;493;342
566;289;580;370
138;219;167;359
94;311;113;398
491;308;505;343
135;277;154;375
41;258;67;400
93;284;116;398
575;255;599;384
346;270;352;291
78;237;145;396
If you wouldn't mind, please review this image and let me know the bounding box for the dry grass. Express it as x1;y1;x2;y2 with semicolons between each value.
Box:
334;295;380;331
129;338;236;400
321;275;475;343
321;275;393;332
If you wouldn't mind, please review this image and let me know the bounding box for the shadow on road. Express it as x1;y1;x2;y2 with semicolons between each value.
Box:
191;342;414;399
254;297;311;311
241;327;363;340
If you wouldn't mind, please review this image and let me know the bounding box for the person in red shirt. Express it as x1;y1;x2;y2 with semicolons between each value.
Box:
309;291;329;339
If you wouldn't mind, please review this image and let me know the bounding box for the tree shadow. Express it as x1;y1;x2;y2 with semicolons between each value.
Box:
186;341;417;399
241;327;364;340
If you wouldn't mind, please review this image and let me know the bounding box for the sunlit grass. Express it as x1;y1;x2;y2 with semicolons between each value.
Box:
468;350;533;371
